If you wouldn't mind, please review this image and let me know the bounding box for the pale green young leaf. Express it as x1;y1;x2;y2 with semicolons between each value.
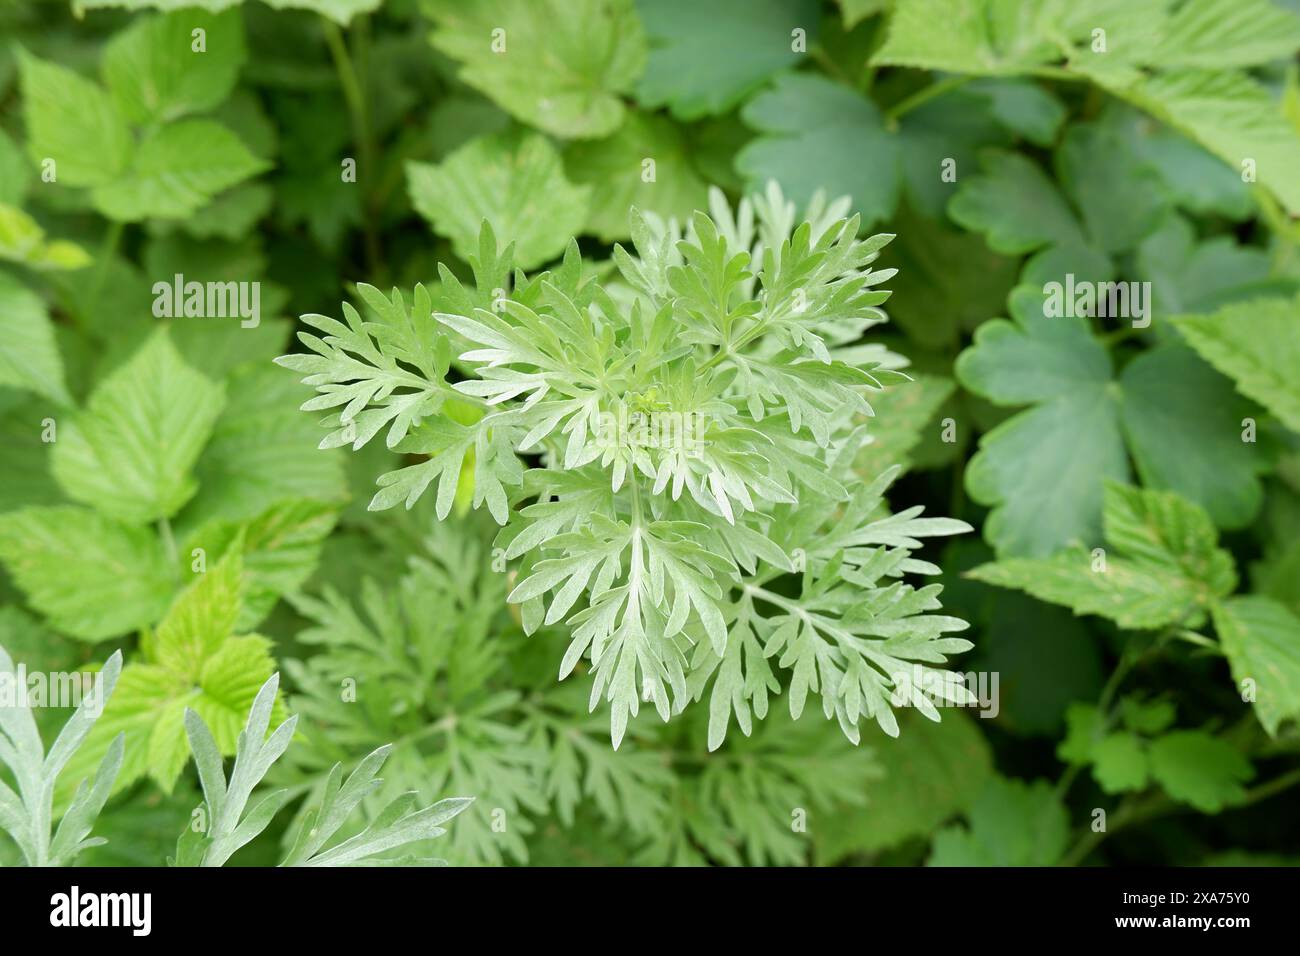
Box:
102;8;246;125
92;119;269;222
151;546;243;673
51;329;226;524
0;506;173;641
0;271;71;405
18;50;132;188
968;483;1237;629
0;205;93;271
407;131;590;269
1212;596;1300;737
60;549;279;796
181;498;340;630
425;0;645;139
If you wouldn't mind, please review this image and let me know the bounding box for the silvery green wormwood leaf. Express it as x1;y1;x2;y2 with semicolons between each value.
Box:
175;673;473;867
277;184;973;748
0;646;124;866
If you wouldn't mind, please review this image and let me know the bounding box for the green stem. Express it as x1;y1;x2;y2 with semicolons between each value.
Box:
1054;631;1166;801
1060;792;1169;866
886;75;973;124
1062;766;1300;866
84;220;124;326
1240;766;1300;807
1100;324;1146;348
1256;189;1298;273
808;46;852;88
322;16;382;279
158;516;179;575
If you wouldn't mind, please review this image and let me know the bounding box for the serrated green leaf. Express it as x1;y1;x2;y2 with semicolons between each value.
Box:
407;131;590;269
0;271;71;404
18;50;132;188
1111;69;1300;216
969;483;1237;629
51;329;226;524
1176;294;1300;433
425;0;645;139
564;111;708;242
0;204;93;271
0;506;173;641
182;362;347;528
183;499;340;630
62;551;279;796
93;120;268;221
1212;595;1300;736
102;8;245;125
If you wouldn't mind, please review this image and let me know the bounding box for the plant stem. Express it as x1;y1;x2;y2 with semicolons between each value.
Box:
1054;631;1166;802
84;220;124;326
158;516;179;575
886;75;973;124
1240;766;1300;807
1062;766;1300;866
322;15;383;279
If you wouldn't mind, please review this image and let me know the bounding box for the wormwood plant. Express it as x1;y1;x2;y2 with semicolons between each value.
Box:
0;646;123;867
0;641;471;866
277;185;974;749
2;0;1299;873
175;673;471;867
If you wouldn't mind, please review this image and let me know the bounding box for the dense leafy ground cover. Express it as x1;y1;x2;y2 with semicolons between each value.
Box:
0;0;1298;867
